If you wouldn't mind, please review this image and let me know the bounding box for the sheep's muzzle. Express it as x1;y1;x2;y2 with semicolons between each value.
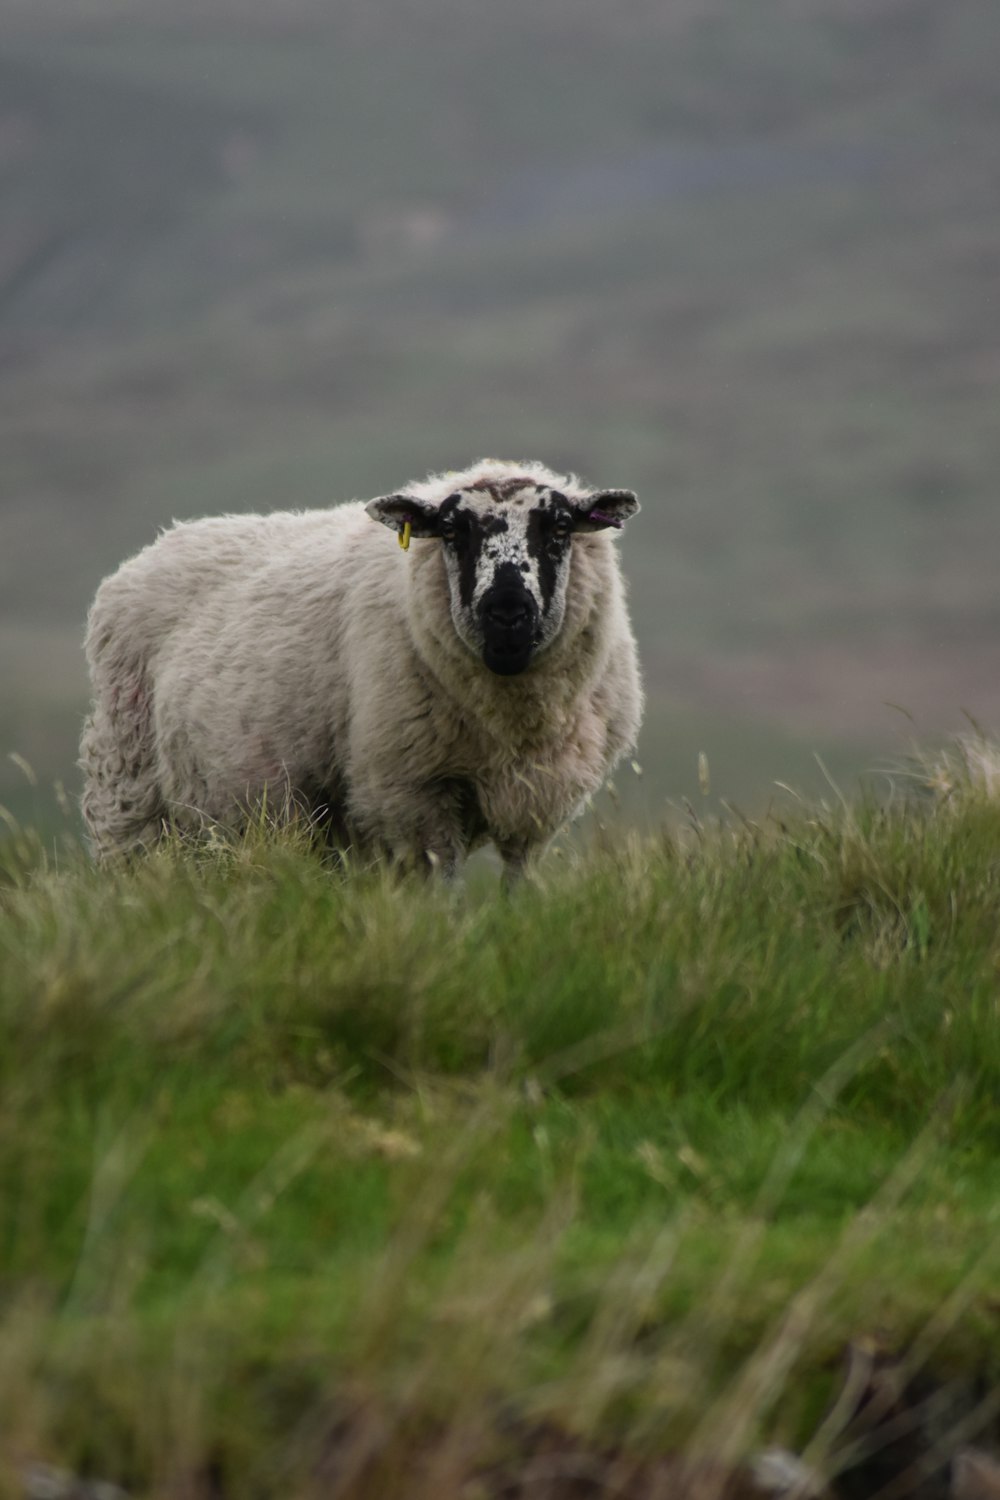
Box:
479;570;540;677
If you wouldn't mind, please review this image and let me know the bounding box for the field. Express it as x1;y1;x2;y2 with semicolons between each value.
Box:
3;9;1000;1491
2;742;999;1498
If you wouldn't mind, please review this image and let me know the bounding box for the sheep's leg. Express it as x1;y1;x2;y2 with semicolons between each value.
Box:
78;694;167;859
353;775;476;881
380;832;461;881
496;840;531;893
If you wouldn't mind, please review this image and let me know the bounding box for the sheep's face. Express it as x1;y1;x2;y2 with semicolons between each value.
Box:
367;477;638;676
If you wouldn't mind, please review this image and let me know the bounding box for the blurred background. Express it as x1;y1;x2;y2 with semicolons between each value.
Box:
2;0;998;833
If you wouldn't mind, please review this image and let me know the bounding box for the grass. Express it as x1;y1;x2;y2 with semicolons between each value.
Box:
1;750;999;1496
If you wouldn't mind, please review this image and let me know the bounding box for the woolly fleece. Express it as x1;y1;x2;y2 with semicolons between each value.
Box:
79;459;643;876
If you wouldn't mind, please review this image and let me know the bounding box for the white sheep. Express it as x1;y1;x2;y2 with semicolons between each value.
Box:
79;458;643;878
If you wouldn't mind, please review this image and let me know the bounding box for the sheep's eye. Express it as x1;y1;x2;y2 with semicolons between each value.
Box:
552;515;573;541
439;518;457;544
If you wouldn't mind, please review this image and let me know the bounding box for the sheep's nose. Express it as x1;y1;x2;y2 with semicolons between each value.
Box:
484;591;532;629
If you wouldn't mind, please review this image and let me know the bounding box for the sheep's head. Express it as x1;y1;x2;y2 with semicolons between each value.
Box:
366;475;638;676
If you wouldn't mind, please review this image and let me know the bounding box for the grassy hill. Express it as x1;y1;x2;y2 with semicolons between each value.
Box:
1;749;998;1496
3;0;1000;822
3;12;999;1492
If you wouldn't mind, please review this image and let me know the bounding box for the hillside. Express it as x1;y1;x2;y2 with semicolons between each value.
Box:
2;0;1000;824
1;757;998;1496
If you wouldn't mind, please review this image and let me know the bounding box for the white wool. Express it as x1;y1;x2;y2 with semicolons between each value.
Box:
79;459;643;876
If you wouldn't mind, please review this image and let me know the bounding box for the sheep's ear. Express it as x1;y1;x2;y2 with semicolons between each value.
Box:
365;494;440;538
573;489;640;533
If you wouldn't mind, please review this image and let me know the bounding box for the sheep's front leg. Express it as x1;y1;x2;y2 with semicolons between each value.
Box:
354;777;470;880
416;838;462;882
496;839;532;893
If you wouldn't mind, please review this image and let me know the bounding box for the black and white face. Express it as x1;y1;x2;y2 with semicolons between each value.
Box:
367;477;638;676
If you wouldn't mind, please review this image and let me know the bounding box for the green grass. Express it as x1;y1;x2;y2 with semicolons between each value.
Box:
1;755;999;1495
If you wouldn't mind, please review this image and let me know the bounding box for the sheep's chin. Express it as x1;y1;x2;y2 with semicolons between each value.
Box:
482;645;534;677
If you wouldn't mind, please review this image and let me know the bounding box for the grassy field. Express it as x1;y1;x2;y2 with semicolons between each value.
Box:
2;744;998;1497
3;13;999;1486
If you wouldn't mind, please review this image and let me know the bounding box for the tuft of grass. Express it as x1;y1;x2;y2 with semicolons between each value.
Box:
1;770;999;1495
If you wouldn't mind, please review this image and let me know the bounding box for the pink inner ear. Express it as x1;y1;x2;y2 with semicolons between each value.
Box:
588;508;623;529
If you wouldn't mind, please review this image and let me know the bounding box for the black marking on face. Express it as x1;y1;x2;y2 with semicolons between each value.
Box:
440;495;515;609
437;482;581;672
478;560;540;676
443;503;484;610
525;496;574;609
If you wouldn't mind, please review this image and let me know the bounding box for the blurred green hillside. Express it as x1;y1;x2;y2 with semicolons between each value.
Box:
3;0;999;826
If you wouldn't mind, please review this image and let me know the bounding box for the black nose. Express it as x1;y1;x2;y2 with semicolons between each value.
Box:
484;591;532;630
479;572;540;676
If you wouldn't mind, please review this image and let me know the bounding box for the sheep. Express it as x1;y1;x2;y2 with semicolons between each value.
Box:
79;458;643;879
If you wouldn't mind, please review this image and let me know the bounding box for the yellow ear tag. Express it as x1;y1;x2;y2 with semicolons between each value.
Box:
399;518;412;552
